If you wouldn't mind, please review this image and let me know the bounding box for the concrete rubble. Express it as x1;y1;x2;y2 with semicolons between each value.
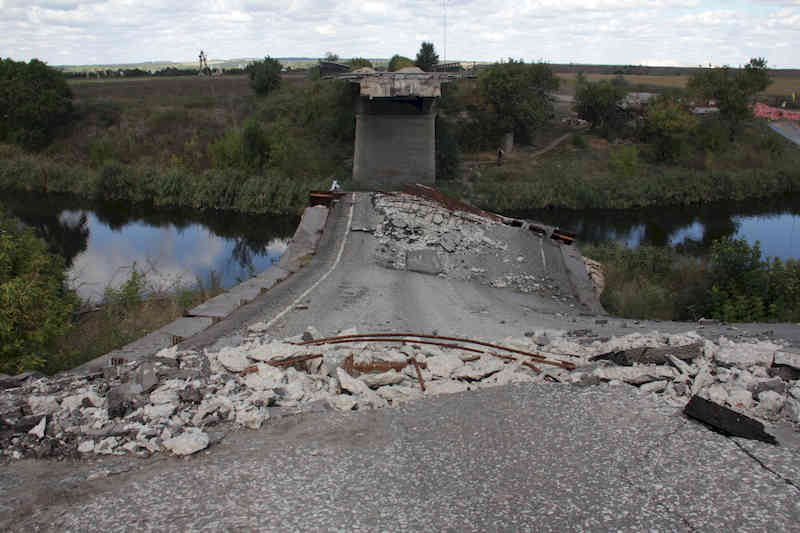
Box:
371;194;575;303
2;326;799;461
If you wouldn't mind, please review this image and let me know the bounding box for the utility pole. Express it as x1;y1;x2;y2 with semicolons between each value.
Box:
442;0;447;66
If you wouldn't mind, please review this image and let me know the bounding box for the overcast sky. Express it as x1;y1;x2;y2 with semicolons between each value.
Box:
1;0;798;68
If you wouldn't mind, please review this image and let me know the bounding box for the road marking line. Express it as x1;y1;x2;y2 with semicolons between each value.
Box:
264;192;355;330
541;242;547;272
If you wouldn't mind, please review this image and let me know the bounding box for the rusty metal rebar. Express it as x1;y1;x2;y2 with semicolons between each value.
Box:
409;357;426;392
297;333;576;370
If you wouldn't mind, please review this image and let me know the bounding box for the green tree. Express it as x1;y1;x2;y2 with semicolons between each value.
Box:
435;117;460;180
348;57;373;70
0;58;73;151
645;96;698;162
0;209;77;374
574;79;629;139
388;54;415;72
324;52;340;62
415;42;439;72
478;59;559;150
687;57;772;139
247;56;282;96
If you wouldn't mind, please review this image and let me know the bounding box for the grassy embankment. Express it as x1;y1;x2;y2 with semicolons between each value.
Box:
0;74;353;216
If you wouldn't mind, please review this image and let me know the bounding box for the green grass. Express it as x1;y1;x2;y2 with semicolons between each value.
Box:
460;121;800;213
0;75;352;215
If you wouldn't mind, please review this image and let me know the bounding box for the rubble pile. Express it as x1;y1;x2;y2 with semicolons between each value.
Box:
2;326;798;460
372;194;572;301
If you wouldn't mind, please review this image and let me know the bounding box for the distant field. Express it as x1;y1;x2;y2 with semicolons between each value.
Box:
556;72;800;97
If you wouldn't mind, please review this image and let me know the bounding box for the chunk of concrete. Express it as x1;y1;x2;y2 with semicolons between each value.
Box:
28;396;60;416
406;249;443;275
757;390;785;415
426;354;465;379
702;384;729;406
593;365;677;385
452;357;505;380
163;428;209;456
243;364;284;391
328;395;357;411
748;377;786;396
336;368;385;408
149;387;179;405
360;370;405;388
136;362;160;393
107;383;144;419
216;347;251;373
684;395;777;444
728;388;754;409
28;417;46;439
774;349;800;371
95;437;119;455
640;381;668;394
715;342;777;369
439;231;462;252
235;407;269;429
375;385;423;403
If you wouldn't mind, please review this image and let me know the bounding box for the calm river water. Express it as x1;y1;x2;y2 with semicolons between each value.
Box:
512;194;800;261
0;192;298;302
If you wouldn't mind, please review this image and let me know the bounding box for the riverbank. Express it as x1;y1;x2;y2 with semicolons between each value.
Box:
441;121;800;213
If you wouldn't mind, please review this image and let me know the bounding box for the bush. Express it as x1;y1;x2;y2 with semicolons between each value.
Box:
388;55;415;72
348;58;373;70
571;134;588;149
609;145;639;179
574;79;629;140
0;58;73;150
0;209;77;374
644;96;698;162
247;56;282;96
436;117;460;180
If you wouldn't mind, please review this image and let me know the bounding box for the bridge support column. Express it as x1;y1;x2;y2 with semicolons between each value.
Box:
352;96;437;190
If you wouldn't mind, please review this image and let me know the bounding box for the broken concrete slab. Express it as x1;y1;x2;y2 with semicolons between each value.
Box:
591;343;702;366
593;365;677;385
406;249;443;275
714;341;778;369
684;395;777;444
163;428;210;455
425;354;465;378
773;349;800;371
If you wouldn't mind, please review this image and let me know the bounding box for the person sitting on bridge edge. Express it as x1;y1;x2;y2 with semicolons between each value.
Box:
329;179;341;191
497;147;505;166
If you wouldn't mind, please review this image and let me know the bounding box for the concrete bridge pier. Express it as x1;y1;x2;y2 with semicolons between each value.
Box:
353;96;437;189
342;70;450;190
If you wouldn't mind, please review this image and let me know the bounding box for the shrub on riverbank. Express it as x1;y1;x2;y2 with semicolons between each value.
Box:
583;238;800;322
46;265;225;373
0;208;77;374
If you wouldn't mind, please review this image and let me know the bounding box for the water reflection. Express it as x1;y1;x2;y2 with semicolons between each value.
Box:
1;192;298;301
511;194;800;260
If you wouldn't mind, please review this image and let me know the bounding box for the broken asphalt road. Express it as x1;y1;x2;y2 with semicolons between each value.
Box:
3;384;799;532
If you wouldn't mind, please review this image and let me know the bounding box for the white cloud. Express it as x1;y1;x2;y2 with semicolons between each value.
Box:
0;0;797;68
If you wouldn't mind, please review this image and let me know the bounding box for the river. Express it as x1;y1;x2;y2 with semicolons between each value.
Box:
512;194;800;260
3;191;799;304
0;192;298;302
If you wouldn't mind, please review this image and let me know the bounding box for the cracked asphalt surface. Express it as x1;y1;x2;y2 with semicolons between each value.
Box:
3;385;799;532
3;192;800;531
